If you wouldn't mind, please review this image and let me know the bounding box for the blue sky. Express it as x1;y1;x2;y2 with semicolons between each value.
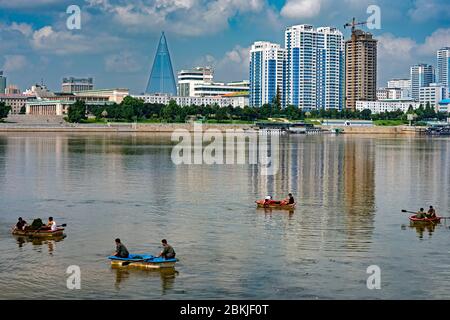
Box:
1;0;450;94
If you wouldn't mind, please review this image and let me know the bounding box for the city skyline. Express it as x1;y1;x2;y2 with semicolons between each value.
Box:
1;0;450;94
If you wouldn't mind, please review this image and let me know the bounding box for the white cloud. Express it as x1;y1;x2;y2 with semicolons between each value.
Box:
280;0;322;19
8;22;33;37
197;45;250;81
0;0;64;8
31;26;90;54
2;55;27;72
417;28;450;56
378;34;417;61
409;0;450;22
105;51;141;72
30;26;121;55
377;28;450;82
86;0;265;36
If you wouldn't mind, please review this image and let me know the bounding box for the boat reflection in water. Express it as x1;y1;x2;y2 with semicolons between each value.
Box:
408;221;439;239
112;265;178;294
257;207;295;219
13;235;66;254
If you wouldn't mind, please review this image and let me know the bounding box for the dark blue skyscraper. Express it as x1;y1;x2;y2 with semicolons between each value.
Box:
145;32;177;95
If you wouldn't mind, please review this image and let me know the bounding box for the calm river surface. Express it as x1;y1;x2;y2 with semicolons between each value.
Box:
0;132;449;299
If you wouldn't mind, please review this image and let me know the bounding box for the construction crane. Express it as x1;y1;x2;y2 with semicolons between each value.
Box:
344;17;368;33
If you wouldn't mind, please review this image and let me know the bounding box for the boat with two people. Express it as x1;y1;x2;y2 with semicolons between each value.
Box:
108;238;178;269
256;193;296;210
402;207;445;224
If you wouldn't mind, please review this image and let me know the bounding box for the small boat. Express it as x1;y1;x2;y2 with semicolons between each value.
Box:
11;227;65;238
108;254;177;269
255;200;296;210
409;215;442;223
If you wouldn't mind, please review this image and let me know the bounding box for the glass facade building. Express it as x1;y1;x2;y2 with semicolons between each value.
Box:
146;32;177;95
249;42;286;107
410;64;434;101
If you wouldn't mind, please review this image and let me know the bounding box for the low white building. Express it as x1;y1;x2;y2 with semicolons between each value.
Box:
177;67;249;97
26;99;113;116
387;79;411;98
133;94;249;108
72;88;129;103
419;83;447;108
377;88;404;100
356;99;420;114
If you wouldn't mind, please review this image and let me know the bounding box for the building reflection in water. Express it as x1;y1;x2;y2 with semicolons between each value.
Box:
250;135;376;255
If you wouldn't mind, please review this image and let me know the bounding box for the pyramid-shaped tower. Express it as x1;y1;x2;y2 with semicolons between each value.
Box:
145;32;177;95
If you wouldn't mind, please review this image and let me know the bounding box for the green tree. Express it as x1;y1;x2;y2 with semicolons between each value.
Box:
0;102;11;120
67;100;87;123
360;109;372;120
161;100;180;122
215;106;229;121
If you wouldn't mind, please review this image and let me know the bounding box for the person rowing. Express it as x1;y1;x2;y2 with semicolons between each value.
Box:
416;208;427;219
284;193;295;205
15;217;28;231
113;238;129;258
427;206;436;219
263;196;272;205
157;239;176;260
42;217;57;231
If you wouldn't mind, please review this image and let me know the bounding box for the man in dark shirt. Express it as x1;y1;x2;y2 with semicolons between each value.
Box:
158;239;176;259
427;206;436;218
114;238;129;258
284;193;295;204
16;217;27;230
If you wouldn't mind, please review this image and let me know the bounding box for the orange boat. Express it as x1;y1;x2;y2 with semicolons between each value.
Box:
409;215;441;223
255;200;296;210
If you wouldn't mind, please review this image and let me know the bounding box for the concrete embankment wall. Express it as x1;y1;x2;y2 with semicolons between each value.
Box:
0;123;424;134
0;123;253;133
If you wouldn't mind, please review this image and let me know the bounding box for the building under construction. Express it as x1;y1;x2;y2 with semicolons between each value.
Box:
344;19;378;110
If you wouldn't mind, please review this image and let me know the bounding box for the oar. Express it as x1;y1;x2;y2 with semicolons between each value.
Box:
401;209;450;219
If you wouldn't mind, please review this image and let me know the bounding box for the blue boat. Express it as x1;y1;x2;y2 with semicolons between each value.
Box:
108;254;177;269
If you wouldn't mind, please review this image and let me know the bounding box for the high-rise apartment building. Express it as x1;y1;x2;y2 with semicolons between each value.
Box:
0;71;6;94
437;47;450;93
410;64;434;101
249;41;286;107
345;29;377;110
284;25;344;110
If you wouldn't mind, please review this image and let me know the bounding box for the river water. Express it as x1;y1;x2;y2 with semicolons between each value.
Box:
0;132;449;299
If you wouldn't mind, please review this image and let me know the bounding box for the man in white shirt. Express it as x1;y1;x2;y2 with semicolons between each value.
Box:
47;217;57;231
